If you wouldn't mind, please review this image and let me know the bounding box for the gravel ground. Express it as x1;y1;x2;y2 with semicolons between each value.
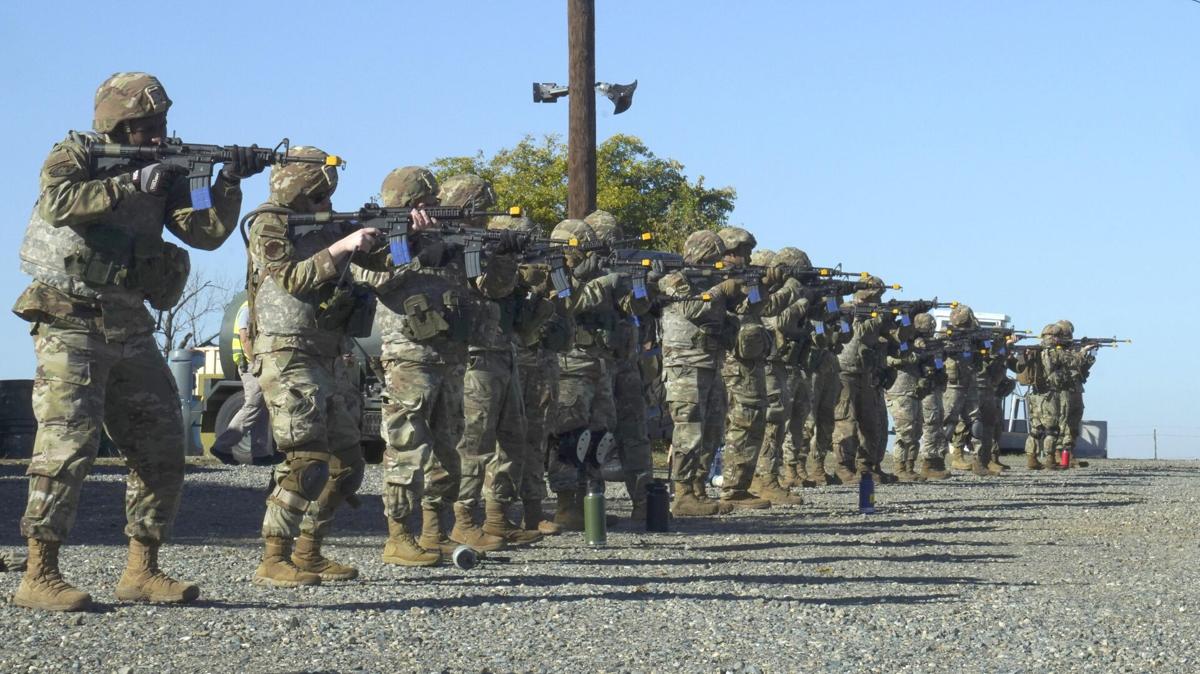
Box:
0;457;1196;673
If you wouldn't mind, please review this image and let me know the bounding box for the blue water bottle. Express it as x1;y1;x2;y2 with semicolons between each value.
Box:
858;470;876;514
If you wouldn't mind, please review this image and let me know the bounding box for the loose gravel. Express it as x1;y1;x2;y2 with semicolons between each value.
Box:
0;457;1196;673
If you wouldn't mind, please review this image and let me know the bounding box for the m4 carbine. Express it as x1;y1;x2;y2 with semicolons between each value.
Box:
89;137;343;210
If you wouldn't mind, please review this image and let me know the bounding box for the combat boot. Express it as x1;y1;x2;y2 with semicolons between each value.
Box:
292;534;358;580
115;538;201;603
969;456;993;477
13;539;91;612
1026;453;1043;470
777;464;799;489
894;460;920;483
833;463;860;485
1042;455;1062;471
948;448;973;471
751;476;804;505
254;537;321;588
807;457;834;486
919;457;950;481
417;506;459;555
671;481;721;517
692;476;713;501
719;490;772;510
907;460;928;482
989;455;1011;471
523;500;561;535
552;490;585;531
483;500;542;547
450;502;506;552
383;519;441;567
872;465;898;484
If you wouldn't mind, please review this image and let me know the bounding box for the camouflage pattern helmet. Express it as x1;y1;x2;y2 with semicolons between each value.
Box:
682;230;727;265
584;210;623;244
914;312;936;334
438;174;496;209
268;146;338;208
488;214;539;237
774;246;812;270
380;166;438;208
93;72;172;134
949;304;979;329
853;274;886;303
1040;322;1062;339
550;219;597;248
749;249;777;267
717;227;757;255
1056;319;1075;338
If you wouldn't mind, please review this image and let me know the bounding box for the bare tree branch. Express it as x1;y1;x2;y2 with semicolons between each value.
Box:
154;267;238;357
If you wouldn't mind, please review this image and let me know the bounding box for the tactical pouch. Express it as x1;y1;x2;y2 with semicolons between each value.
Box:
64;224;134;287
997;377;1017;397
401;293;449;341
143;242;190;311
539;314;572;352
343;285;377;338
734;323;771;361
443;289;471;343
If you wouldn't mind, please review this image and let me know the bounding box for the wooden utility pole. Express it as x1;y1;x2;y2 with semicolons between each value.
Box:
567;0;596;219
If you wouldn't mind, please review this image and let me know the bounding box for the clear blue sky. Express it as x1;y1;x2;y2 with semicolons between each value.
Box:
0;1;1195;458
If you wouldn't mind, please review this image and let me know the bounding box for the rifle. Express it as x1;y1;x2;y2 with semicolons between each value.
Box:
942;326;1034;356
286;203;522;270
841;298;953;322
89;137;344;210
1069;336;1131;348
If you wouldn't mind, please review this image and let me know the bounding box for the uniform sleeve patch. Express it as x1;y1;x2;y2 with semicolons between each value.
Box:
262;239;288;262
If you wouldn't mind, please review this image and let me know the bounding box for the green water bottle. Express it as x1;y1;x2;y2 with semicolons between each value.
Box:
583;481;607;546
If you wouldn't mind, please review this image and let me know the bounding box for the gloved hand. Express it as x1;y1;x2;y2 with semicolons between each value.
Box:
131;163;184;196
493;229;524;256
762;266;787;287
220;144;268;180
711;278;745;303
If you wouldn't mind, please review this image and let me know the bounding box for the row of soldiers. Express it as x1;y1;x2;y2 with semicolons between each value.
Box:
7;73;1106;613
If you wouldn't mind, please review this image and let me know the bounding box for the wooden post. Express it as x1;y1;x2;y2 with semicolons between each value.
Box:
567;0;596;219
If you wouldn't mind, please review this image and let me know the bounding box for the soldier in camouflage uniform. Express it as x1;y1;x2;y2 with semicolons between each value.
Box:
12;73;261;611
246;145;390;587
939;304;984;473
447;176;544;549
831;277;898;484
365;166;462;566
885;312;940;482
1054;319;1096;467
549;220;648;526
748;248;806;506
1010;324;1071;470
658;231;737;516
495;215;569;535
584;210;655;520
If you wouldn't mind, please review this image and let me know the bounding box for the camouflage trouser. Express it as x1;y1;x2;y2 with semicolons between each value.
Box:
20;323;184;543
549;352;616;492
257;349;364;540
869;385;889;464
919;385;947;459
794;349;838;468
613;357;653;503
1024;391;1060;460
720;357;767;496
1059;390;1084;453
505;346;558;503
831;371;885;469
759;361;808;479
886;390;921;465
380;357;464;521
640;347;670;440
457;349;526;508
940;381;980;456
663;363;725;484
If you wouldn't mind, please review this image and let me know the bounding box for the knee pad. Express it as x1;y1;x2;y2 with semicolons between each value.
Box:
281;455;330;502
591;431;617;468
555;428;591;467
337;458;366;498
970;421;985;440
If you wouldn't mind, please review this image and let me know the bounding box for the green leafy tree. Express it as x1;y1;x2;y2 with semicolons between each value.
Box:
430;134;736;251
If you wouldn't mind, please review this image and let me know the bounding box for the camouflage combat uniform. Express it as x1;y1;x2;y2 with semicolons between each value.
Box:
1010;325;1071;469
247;146;385;584
831;284;895;483
939;306;983;472
13;73;242;611
1054;321;1095;463
884;313;940;481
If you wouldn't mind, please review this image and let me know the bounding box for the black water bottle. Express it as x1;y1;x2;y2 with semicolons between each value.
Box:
645;480;671;532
